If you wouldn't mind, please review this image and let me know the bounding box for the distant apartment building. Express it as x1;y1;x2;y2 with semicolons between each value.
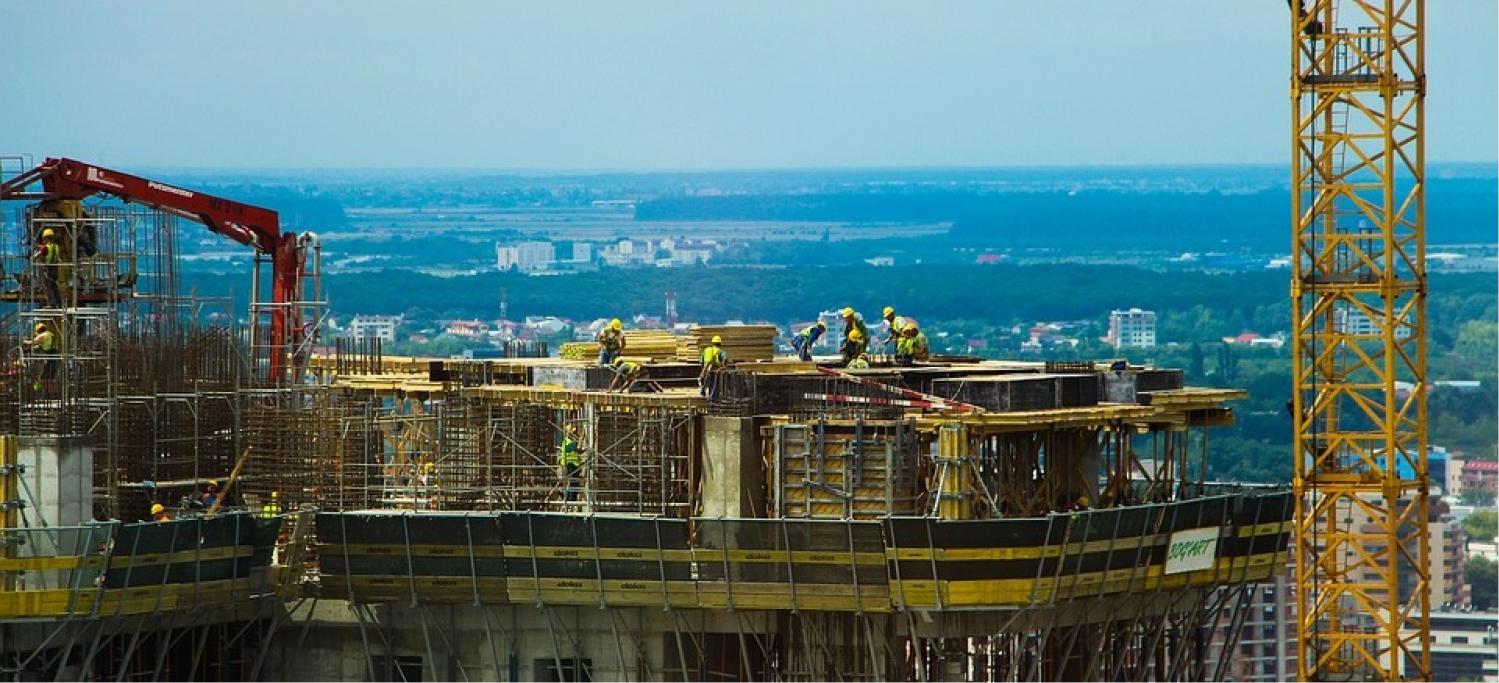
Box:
1206;569;1295;682
1346;496;1468;609
445;320;490;339
1404;610;1499;681
496;241;555;272
1461;460;1498;498
1107;308;1157;349
346;314;401;342
572;242;593;263
1333;307;1413;339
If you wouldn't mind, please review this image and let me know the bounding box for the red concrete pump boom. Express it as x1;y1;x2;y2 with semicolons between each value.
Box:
0;157;311;381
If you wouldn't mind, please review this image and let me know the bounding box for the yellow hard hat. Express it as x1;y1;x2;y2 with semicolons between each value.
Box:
207;479;219;488
840;307;854;318
850;329;865;342
1077;496;1091;506
904;321;919;333
270;491;280;499
40;228;55;240
33;323;46;333
857;353;870;361
610;318;622;330
710;335;722;345
150;503;166;515
612;357;628;367
816;321;826;330
883;306;895;318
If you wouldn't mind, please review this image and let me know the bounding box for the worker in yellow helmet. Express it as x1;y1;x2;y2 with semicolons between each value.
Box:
25;321;58;391
839;308;868;363
596;318;626;366
879;306;905;357
200;479;221;508
698;334;728;399
791;321;826;361
608;357;645;393
259;491;282;520
32;227;62;307
896;321;930;366
847;353;871;369
151;502;170;523
557;426;586;502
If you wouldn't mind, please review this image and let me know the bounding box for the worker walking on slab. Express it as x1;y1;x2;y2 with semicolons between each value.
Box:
839;308;868;365
608;357;645;393
32;228;62;308
596;318;626;365
557;426;585;503
895;321;930;366
791;321;826;362
698;334;728;400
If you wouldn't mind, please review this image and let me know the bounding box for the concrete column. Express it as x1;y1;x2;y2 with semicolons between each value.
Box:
18;435;93;527
701;416;763;518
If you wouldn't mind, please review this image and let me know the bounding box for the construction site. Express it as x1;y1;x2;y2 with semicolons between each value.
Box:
0;1;1443;681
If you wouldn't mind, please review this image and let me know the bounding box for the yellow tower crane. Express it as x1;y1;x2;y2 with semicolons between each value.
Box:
1290;1;1430;680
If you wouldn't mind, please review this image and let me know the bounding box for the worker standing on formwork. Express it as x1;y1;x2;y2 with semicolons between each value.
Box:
698;335;728;399
791;321;826;362
596;318;626;366
839;307;868;365
608;357;645;393
24;321;57;391
32;228;62;308
878;306;904;359
557;426;585;504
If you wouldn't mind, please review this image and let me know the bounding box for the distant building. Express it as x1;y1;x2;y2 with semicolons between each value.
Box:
1206;567;1295;682
1108;308;1157;349
864;256;894;267
347;314;401;342
1403;610;1499;681
1334;307;1413;339
572;242;593;263
1461;460;1497;498
445;320;490;338
496;241;556;272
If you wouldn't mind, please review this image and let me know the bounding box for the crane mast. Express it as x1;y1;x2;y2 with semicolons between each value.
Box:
1290;1;1430;680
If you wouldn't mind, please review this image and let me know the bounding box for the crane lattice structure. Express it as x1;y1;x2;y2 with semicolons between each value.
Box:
1290;1;1429;680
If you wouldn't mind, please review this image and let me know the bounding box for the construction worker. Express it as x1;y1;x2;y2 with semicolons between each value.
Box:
32;228;62;308
698;335;728;399
200;479;220;508
791;321;826;362
151;502;170;523
839;308;868;363
25;321;57;390
847;353;871;369
596;319;626;366
259;491;282;520
896;322;930;366
878;306;904;356
608;357;645;393
557;426;584;503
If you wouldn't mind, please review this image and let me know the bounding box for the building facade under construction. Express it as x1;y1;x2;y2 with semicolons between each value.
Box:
0;167;1293;681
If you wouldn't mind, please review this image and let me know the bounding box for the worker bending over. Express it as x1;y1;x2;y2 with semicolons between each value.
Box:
847;353;871;369
791;321;826;361
557;427;585;503
839;308;868;364
895;322;930;365
608;357;645;392
596;319;626;365
699;335;728;399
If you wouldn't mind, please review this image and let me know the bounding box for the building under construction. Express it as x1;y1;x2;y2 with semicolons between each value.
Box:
0;155;1295;681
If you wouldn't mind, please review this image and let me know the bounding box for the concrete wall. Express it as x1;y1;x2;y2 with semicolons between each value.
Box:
699;416;765;518
18;435;92;528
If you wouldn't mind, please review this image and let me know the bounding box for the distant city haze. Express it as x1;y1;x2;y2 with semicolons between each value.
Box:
5;1;1496;170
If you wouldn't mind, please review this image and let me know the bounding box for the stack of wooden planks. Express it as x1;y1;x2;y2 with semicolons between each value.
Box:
677;325;778;363
558;342;599;360
560;330;679;361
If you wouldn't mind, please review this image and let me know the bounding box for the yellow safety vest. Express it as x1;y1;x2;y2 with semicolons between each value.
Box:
701;346;726;367
558;437;581;467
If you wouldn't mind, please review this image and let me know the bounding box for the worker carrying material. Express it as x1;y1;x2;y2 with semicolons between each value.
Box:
895;321;930;365
557;427;585;503
791;321;826;362
879;306;905;356
699;334;728;399
608;357;645;393
151;503;170;523
32;228;62;308
839;308;868;364
259;491;282;520
596;319;626;366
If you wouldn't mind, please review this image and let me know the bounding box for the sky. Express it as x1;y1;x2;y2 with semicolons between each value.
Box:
5;1;1495;170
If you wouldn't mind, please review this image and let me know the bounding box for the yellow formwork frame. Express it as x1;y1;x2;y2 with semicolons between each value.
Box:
1291;1;1429;680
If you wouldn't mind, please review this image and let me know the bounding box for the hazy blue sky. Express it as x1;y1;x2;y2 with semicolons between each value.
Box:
6;1;1495;170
